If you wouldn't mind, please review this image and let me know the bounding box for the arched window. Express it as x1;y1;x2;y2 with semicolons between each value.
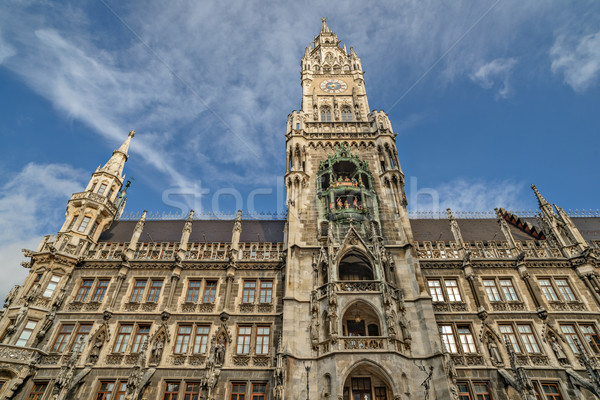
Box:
339;253;374;281
321;107;332;122
341;107;353;122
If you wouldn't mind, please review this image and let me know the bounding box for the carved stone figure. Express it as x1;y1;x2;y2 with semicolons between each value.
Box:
487;338;503;365
8;303;28;335
214;340;225;366
385;308;397;338
150;333;165;365
87;331;105;364
550;335;568;364
4;285;20;307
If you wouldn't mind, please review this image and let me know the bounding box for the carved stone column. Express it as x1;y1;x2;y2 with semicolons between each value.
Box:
223;268;235;312
167;265;181;310
109;266;128;309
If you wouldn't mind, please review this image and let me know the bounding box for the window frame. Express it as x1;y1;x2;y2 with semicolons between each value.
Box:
427;277;463;303
203;280;217;304
130;279;147;303
259;280;273;304
77;216;91;233
146;280;163;303
560;322;600;354
255;326;271;355
71;323;92;351
174;325;193;354
113;324;134;353
43;274;61;298
483;277;521;303
95;381;116;400
237;326;252;355
75;279;94;302
16;320;38;347
91;279;110;302
251;382;268;400
231;382;247;400
27;382;48;400
52;323;75;353
186;280;202;303
439;324;477;354
131;324;151;353
499;322;542;355
538;277;578;303
193;325;210;354
242;280;256;304
163;381;181;400
533;382;564;400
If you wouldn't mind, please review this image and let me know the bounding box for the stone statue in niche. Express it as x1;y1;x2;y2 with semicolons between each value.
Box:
550;334;568;365
214;338;225;366
487;337;503;366
87;331;105;364
150;333;165;365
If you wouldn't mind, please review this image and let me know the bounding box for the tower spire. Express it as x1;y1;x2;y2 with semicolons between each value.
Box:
531;184;550;209
101;130;135;177
320;17;330;33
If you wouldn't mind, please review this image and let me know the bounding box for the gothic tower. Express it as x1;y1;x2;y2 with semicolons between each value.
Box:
283;19;452;399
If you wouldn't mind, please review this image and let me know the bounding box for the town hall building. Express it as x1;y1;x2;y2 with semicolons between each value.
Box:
1;19;600;400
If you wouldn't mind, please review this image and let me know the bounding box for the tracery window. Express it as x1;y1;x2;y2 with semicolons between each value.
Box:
341;107;352;122
321;107;332;122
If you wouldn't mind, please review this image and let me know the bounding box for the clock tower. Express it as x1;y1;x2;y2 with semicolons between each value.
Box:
282;19;453;400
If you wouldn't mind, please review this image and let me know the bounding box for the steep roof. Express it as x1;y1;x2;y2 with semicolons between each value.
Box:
99;220;286;243
99;218;600;244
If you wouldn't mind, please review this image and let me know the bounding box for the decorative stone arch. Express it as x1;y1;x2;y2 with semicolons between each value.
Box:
334;244;377;282
337;359;401;398
340;299;383;337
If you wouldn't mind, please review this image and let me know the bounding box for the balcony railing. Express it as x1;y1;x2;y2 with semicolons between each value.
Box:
342;337;385;350
416;240;564;260
85;241;284;262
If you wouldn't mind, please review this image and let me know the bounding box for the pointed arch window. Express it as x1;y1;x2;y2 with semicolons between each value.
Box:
321;107;332;122
341;107;353;122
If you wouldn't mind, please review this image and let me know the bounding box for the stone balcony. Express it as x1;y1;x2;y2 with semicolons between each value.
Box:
70;191;117;214
0;343;47;366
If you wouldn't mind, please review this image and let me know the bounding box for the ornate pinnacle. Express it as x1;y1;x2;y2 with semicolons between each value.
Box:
531;184;550;208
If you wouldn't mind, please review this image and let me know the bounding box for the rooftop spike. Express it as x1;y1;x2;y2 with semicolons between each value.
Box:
531;184;550;209
320;17;330;33
101;130;136;177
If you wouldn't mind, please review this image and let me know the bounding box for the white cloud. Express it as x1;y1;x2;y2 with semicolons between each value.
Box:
0;163;86;301
470;58;517;99
550;31;600;92
408;178;527;213
0;30;15;64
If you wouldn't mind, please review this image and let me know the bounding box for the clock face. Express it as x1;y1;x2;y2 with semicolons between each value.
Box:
320;79;348;94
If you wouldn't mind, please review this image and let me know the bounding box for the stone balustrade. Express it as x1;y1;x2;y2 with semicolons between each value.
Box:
416;240;564;260
85;241;284;262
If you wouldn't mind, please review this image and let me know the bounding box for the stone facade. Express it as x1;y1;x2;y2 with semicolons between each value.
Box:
1;19;600;400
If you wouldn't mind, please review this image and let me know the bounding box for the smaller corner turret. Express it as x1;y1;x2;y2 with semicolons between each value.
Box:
55;130;136;257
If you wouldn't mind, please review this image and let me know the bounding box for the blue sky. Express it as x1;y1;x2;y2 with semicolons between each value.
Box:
1;0;599;298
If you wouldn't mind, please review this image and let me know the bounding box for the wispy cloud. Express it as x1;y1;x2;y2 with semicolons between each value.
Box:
550;31;600;92
0;163;86;300
470;58;517;99
408;178;528;212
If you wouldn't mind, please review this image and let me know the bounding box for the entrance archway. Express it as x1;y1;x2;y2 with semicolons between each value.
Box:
340;361;395;400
